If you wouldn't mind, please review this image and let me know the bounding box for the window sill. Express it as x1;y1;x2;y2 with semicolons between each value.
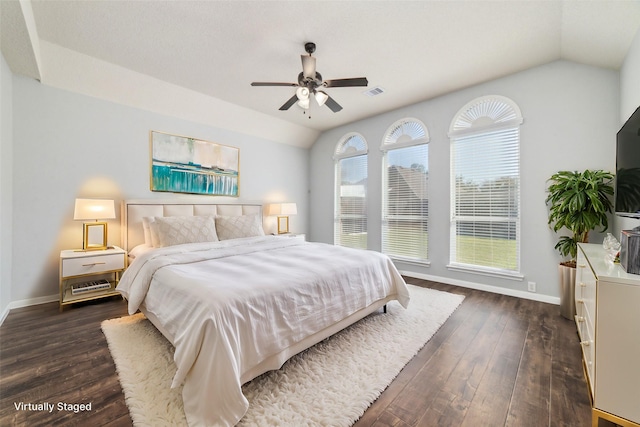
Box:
446;263;524;281
390;257;431;268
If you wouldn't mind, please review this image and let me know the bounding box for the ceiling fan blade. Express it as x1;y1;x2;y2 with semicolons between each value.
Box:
301;55;316;79
324;95;343;113
251;82;298;87
323;77;368;88
279;94;299;111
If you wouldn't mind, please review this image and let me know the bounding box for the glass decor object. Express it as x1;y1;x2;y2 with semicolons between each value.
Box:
603;233;621;263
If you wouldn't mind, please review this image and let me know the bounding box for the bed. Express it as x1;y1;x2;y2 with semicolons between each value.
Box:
116;199;410;427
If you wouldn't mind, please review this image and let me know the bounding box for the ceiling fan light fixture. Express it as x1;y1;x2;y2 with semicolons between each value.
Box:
315;90;329;106
297;98;310;109
251;42;366;114
296;87;310;100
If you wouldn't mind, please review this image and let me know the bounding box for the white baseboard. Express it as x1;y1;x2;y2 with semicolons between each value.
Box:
399;270;560;306
0;294;58;326
0;305;9;326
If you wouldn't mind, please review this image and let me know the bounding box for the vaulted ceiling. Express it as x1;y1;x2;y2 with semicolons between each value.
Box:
3;1;640;143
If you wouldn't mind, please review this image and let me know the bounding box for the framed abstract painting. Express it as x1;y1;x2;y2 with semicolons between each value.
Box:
150;131;239;196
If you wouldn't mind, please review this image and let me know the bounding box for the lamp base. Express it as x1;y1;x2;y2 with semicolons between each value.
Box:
82;222;109;251
277;216;290;234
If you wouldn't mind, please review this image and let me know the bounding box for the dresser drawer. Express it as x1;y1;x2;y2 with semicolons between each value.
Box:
578;306;595;397
575;276;585;319
576;249;597;397
576;256;596;325
61;253;125;278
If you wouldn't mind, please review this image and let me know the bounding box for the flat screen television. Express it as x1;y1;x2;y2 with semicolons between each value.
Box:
615;106;640;218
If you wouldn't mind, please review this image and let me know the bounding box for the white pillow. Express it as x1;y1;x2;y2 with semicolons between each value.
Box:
142;217;156;246
128;244;154;260
151;215;219;247
215;215;265;240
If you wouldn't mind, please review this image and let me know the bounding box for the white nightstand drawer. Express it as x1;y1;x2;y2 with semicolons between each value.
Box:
62;253;125;278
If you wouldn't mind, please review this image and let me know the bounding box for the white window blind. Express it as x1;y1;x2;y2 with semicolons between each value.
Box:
381;118;429;263
334;133;368;249
449;96;522;275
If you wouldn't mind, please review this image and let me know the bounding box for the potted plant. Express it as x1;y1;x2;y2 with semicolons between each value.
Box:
545;169;614;319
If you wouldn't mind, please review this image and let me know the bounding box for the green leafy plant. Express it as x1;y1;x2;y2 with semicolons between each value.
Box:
546;170;614;265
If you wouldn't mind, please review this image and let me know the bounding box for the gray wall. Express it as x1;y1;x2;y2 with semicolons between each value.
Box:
2;37;638;315
1;54;13;318
6;73;309;306
310;60;620;301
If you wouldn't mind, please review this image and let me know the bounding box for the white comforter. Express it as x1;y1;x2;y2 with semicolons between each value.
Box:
117;236;410;427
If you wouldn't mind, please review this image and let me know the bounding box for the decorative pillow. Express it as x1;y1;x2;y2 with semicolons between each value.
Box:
151;215;219;247
142;217;157;246
215;215;265;241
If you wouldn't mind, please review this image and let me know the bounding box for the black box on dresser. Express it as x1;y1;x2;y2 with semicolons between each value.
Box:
620;229;640;275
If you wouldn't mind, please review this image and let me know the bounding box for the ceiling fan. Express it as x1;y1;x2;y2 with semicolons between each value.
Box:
251;42;368;113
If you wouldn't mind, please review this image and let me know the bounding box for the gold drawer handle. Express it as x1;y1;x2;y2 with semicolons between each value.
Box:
581;340;591;347
82;262;106;267
576;316;585;322
580;282;586;287
577;299;584;304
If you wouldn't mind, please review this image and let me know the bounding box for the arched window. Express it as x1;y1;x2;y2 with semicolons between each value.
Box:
334;133;368;248
449;95;523;276
381;118;429;263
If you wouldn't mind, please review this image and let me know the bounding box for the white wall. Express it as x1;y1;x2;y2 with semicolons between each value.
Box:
615;27;640;236
310;60;619;301
0;53;13;320
9;74;309;304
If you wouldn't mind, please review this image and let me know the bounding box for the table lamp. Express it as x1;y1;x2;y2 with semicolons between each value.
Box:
73;198;116;250
267;203;297;234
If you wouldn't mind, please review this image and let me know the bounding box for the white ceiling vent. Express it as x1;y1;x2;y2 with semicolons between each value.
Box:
363;86;385;97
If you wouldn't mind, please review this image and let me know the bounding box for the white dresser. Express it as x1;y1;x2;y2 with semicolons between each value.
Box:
575;243;640;427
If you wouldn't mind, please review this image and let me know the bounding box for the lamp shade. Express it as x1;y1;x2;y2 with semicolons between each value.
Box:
267;203;297;216
315;90;329;106
73;199;116;220
280;203;297;215
266;203;281;216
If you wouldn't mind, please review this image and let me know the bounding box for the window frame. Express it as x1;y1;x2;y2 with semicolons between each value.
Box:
448;96;524;280
381;118;430;265
334;133;368;249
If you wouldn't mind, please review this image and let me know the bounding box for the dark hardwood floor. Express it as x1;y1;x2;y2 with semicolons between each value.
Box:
0;278;593;426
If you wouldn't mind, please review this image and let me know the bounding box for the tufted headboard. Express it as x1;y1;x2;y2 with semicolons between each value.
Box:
121;199;262;252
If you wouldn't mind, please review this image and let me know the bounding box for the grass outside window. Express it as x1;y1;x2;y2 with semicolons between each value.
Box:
341;227;517;272
453;235;517;271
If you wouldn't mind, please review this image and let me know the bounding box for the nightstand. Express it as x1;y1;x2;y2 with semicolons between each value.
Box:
59;246;126;311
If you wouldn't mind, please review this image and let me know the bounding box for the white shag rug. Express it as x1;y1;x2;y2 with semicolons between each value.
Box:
101;285;464;426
